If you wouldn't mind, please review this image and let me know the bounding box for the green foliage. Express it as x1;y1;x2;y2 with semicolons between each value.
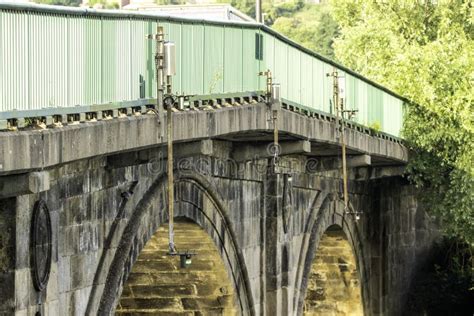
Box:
216;0;256;18
368;121;381;132
405;237;473;314
216;0;338;59
331;1;474;243
35;0;81;6
271;3;339;59
262;0;305;25
208;68;223;94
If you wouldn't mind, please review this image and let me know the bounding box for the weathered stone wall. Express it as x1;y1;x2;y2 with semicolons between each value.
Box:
9;157;152;315
373;179;438;315
0;197;16;314
0;150;437;316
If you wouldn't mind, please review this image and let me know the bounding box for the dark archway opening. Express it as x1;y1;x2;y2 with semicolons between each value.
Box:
116;217;238;315
304;225;363;315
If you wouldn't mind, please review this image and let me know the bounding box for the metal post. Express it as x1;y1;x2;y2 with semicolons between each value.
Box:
256;0;262;23
156;26;165;129
340;99;349;210
167;85;175;254
259;70;279;169
329;68;348;210
164;46;176;253
266;70;272;97
149;33;180;253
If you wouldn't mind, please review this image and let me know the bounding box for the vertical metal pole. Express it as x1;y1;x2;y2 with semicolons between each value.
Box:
331;68;349;210
156;26;165;131
267;72;278;168
150;27;176;253
166;76;176;254
273;110;278;157
340;101;349;210
256;0;262;23
332;68;340;135
266;70;272;97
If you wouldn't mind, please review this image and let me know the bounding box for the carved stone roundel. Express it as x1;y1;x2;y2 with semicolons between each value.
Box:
31;200;52;292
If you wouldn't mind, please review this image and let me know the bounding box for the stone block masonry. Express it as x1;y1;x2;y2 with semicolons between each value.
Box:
0;104;436;315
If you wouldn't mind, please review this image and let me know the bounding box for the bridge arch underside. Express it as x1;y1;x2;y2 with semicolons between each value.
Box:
303;225;363;315
97;174;253;315
117;217;238;315
296;196;368;316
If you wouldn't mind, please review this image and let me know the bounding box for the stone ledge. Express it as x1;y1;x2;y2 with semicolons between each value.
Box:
0;104;408;176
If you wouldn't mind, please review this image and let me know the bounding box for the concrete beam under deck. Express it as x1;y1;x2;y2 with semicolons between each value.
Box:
0;103;408;175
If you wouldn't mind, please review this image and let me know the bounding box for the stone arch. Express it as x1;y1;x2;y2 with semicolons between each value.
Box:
95;171;254;315
116;217;239;314
294;193;368;315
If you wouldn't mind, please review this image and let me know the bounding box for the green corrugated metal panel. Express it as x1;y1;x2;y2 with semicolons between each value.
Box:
167;21;182;95
242;28;259;92
0;7;406;137
322;63;333;113
311;58;325;111
130;19;149;100
345;73;357;113
223;26;243;92
300;53;313;107
288;46;301;104
180;23;192;94
274;39;288;99
146;20;158;98
203;25;224;94
383;93;403;137
31;13;68;108
101;18;116;102
1;11;29;111
68;16;84;105
262;32;275;74
84;17;102;105
117;19;132;101
256;29;265;91
181;23;202;95
368;85;383;129
356;80;369;126
312;59;333;113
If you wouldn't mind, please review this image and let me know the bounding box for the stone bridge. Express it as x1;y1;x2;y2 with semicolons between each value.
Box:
0;104;436;315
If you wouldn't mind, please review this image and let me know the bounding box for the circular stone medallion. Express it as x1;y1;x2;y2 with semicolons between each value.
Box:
31;200;52;292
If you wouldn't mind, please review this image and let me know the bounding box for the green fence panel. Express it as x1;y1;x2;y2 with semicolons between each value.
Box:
242;28;259;92
300;52;313;107
0;5;406;137
181;23;205;96
262;32;275;77
367;85;384;129
130;19;149;100
383;93;403;137
203;25;224;94
2;11;29;111
288;46;301;104
167;21;182;95
274;39;288;100
223;26;243;93
311;58;325;111
84;17;102;105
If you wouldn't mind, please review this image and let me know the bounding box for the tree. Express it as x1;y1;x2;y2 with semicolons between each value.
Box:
272;3;339;59
216;0;256;18
331;0;474;243
215;0;339;58
35;0;81;6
